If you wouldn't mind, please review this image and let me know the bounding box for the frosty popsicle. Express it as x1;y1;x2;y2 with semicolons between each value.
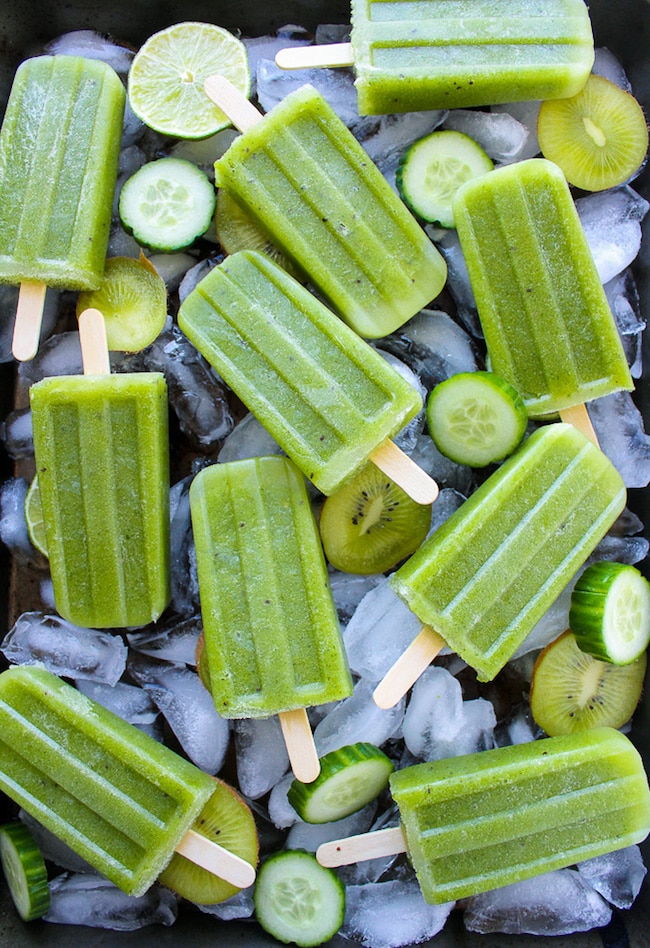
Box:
276;0;594;116
373;423;626;707
0;55;125;361
178;249;436;504
317;727;650;903
190;455;353;782
0;665;256;895
30;308;170;629
205;78;446;338
453;158;634;441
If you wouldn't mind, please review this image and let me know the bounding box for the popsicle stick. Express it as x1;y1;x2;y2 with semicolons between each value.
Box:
12;281;47;362
369;439;439;505
279;708;321;783
175;828;256;888
78;307;111;375
317;826;407;868
204;75;263;132
373;626;445;709
275;43;354;71
560;403;599;447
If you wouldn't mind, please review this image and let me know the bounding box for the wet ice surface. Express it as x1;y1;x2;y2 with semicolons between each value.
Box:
45;873;178;930
234;716;290;799
341;879;455;948
577;186;649;284
0;407;33;460
0;477;34;564
74;678;161;738
442;108;529;163
196;886;255;919
576;846;647;909
286;801;378;852
1;612;127;685
314;678;405;756
463;869;612;935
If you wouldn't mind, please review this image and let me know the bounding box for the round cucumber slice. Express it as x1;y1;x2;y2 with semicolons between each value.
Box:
288;743;394;824
119;157;216;252
396;129;493;227
0;822;50;921
570;562;650;665
426;371;528;467
254;849;344;947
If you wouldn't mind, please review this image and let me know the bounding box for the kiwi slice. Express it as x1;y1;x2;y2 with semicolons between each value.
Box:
215;188;302;280
158;776;259;904
538;74;649;192
318;461;431;574
77;254;167;351
529;630;646;736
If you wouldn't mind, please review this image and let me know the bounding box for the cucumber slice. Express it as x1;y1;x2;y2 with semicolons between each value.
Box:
0;822;50;921
254;849;344;947
426;371;528;467
396;129;493;227
570;562;650;665
288;743;394;824
119;157;216;252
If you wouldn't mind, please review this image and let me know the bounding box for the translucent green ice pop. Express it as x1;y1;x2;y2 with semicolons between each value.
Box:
373;423;625;707
178;250;436;504
190;455;353;781
30;309;170;629
206;79;446;339
317;727;650;903
276;0;594;116
0;56;125;360
453;158;634;437
0;666;257;895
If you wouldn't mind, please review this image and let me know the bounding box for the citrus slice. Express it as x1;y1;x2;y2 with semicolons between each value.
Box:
24;476;47;558
128;22;250;139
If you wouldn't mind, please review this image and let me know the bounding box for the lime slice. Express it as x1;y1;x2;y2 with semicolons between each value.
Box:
25;476;47;558
128;22;250;139
77;255;167;351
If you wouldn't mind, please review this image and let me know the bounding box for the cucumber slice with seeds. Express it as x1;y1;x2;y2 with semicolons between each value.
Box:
254;849;344;947
0;822;50;921
288;743;394;824
570;562;650;665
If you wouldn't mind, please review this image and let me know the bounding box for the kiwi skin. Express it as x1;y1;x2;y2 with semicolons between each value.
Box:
529;630;646;737
319;461;431;574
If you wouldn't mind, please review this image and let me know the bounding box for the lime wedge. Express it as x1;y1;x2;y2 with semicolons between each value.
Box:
128;22;250;139
25;476;47;558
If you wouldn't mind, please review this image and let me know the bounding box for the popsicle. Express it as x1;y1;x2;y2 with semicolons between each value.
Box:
0;665;257;895
30;308;171;629
372;422;625;708
317;727;650;903
205;78;446;339
178;249;437;504
190;455;353;782
453;158;634;442
275;0;595;116
0;55;125;361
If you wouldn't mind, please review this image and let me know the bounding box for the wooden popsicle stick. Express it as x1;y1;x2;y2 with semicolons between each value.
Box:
279;707;321;783
275;43;355;71
204;75;263;132
317;826;407;868
12;281;47;362
78;307;111;375
370;439;439;505
559;403;599;447
175;828;256;889
373;626;445;709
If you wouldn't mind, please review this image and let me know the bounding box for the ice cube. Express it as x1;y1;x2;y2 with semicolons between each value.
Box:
443;109;528;163
45;873;177;930
342;879;455;948
577;845;647;910
235;716;290;800
577;186;649;285
313;678;405;757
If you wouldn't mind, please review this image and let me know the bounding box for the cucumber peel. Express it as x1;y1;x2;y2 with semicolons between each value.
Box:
570;562;650;665
0;821;50;921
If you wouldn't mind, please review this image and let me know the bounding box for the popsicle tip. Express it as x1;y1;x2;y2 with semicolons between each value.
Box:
279;707;321;783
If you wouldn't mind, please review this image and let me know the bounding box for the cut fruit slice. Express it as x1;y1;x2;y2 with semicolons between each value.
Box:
538;74;649;192
76;255;167;352
254;849;345;947
396;129;493;227
0;821;50;921
426;371;528;467
24;475;47;558
215;188;301;280
318;461;431;575
288;743;394;824
128;22;250;139
569;562;650;665
119;158;216;253
529;630;646;736
158;776;258;904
